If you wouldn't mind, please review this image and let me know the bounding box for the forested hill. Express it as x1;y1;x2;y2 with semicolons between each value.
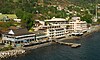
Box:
0;0;99;13
0;0;70;14
0;0;100;20
0;0;100;30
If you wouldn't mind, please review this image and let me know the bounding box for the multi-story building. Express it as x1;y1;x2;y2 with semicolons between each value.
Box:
34;17;68;40
44;17;69;40
34;17;87;39
34;20;45;31
34;28;49;43
45;17;69;34
2;28;35;46
46;25;65;40
68;17;87;35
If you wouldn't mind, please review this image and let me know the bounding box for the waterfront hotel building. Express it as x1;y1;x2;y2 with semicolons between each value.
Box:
68;17;87;35
34;17;69;40
45;17;68;39
43;25;65;40
34;17;88;39
2;28;35;46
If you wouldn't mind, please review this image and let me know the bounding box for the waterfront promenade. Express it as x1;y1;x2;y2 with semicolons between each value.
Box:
22;42;53;50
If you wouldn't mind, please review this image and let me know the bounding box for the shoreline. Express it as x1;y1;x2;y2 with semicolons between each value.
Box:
83;25;100;37
0;49;25;59
22;42;54;50
0;25;100;59
22;25;100;50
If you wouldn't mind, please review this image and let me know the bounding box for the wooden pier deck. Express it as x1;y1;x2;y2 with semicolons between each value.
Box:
54;41;81;48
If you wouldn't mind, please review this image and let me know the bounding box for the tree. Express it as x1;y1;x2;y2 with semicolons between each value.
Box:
21;12;34;30
15;9;24;19
15;9;34;30
81;14;92;23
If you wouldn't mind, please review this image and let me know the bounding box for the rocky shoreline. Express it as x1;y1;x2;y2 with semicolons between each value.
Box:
0;49;25;59
83;25;100;37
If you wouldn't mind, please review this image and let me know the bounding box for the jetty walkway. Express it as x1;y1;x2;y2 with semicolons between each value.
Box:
54;41;81;48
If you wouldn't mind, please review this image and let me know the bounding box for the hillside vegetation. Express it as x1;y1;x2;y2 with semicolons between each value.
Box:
0;0;100;29
0;0;99;18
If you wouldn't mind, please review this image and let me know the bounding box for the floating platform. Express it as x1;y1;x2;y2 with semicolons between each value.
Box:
71;44;81;48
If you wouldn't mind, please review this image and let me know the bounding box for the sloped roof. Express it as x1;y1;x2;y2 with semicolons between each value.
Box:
8;26;19;30
8;28;33;36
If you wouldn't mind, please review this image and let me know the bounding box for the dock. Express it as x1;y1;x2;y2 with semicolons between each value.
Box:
54;41;81;48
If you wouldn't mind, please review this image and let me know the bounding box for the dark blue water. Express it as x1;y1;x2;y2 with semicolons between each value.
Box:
6;31;100;60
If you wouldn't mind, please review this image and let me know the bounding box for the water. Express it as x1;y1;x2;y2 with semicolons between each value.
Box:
5;31;100;60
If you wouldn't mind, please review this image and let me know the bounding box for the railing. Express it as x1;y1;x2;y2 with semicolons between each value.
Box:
36;35;48;38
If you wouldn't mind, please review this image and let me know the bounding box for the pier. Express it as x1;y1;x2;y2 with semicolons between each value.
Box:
54;41;81;48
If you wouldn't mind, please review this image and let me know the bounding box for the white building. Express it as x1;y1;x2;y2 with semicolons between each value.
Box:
34;17;88;40
34;20;45;31
2;28;35;46
34;27;49;43
34;18;68;40
45;17;68;39
68;17;87;35
46;25;65;40
45;17;69;34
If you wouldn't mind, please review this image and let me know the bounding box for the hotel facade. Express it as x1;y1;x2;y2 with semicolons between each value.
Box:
2;28;35;46
68;17;87;35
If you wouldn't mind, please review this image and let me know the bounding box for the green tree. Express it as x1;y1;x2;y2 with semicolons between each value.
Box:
21;12;34;30
15;9;24;19
81;14;92;23
15;9;34;30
